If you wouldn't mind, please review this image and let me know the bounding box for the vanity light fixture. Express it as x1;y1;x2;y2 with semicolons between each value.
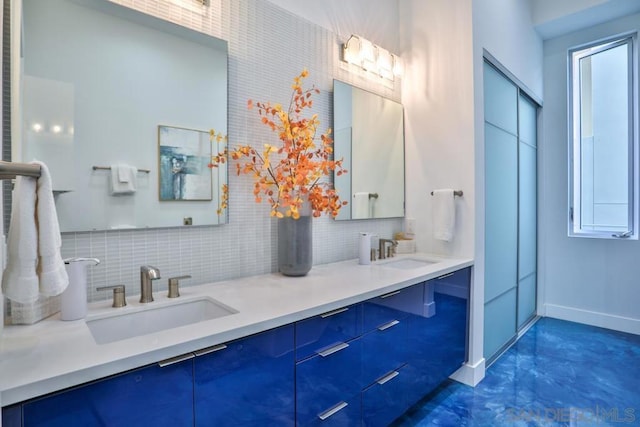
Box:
342;35;403;81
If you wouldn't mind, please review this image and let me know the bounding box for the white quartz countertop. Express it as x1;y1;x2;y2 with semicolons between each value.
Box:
0;253;473;406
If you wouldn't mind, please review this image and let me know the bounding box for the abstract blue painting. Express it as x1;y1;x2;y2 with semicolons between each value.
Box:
158;125;212;201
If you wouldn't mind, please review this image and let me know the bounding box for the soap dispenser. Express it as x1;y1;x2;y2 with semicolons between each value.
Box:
61;257;100;321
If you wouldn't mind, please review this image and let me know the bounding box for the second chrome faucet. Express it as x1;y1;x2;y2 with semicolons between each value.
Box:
140;265;161;303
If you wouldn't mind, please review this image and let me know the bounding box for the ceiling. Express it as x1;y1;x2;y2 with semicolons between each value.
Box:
531;0;640;39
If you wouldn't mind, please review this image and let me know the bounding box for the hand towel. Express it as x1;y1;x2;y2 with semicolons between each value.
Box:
432;189;455;242
34;160;69;296
110;164;137;195
353;192;370;219
1;173;39;303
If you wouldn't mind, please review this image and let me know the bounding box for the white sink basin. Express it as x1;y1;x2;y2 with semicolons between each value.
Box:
86;297;237;344
381;258;437;270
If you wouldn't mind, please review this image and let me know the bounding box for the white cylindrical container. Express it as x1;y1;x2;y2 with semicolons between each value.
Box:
359;232;372;265
61;257;100;321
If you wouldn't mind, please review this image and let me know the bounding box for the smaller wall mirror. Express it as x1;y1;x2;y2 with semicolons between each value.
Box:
17;0;228;231
333;80;405;220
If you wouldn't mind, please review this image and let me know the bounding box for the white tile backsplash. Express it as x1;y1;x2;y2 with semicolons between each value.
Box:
60;0;404;303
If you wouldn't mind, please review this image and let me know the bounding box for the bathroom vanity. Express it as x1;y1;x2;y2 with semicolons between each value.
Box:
0;254;472;426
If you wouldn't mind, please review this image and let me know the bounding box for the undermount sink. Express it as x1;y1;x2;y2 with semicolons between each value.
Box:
86;297;238;345
381;258;437;270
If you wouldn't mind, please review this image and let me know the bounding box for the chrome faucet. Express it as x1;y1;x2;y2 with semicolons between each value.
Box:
140;265;161;303
379;239;398;260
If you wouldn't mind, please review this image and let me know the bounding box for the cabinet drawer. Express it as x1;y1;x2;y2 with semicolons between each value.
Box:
194;325;295;426
2;405;21;427
363;284;423;332
430;267;471;299
362;365;411;427
296;303;362;361
296;338;362;423
23;359;194;427
361;317;408;386
297;393;361;427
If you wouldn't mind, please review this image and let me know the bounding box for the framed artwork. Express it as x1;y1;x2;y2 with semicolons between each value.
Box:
158;125;212;201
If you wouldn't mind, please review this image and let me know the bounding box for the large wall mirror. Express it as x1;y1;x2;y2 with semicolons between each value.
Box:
15;0;228;231
333;80;405;220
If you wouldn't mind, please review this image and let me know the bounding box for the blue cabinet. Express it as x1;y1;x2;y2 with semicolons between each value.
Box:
295;305;363;425
362;286;423;332
406;267;470;407
22;357;194;427
4;267;470;427
1;404;21;427
361;316;408;387
362;365;412;427
12;325;294;427
194;325;295;426
296;304;362;361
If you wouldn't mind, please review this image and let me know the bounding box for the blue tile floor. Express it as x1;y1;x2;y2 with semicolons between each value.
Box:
394;317;640;426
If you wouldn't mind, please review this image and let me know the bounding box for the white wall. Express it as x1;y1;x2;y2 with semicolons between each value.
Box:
473;0;543;382
541;12;640;334
399;0;477;382
264;0;400;52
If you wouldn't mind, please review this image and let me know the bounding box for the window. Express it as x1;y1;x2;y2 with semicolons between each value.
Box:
569;34;638;239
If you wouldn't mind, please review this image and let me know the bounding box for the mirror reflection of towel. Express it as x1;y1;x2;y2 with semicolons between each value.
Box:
432;189;455;241
353;192;370;219
110;164;137;195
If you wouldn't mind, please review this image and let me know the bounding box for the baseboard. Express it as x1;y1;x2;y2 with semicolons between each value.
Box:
449;357;486;386
544;304;640;335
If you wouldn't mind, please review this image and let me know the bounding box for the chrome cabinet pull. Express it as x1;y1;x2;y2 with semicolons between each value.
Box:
318;401;348;420
158;353;194;367
436;272;455;280
377;319;400;331
316;342;349;358
376;370;400;385
320;307;349;318
380;290;401;299
194;344;227;357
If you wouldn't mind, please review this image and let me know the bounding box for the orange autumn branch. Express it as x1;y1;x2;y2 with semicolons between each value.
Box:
210;69;347;219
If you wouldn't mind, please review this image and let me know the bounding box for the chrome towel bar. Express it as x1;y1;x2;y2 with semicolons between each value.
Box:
0;160;41;180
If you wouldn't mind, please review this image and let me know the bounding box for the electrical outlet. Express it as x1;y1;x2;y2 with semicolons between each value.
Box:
405;218;416;234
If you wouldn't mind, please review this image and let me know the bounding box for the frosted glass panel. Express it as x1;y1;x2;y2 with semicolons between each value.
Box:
485;124;518;302
483;63;518;135
484;288;517;359
518;96;537;147
517;273;536;328
518;143;537;279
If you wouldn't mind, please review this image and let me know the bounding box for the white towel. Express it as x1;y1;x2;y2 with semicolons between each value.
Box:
353;192;370;219
110;164;137;195
1;172;39;303
432;189;455;242
35;161;69;296
1;161;69;303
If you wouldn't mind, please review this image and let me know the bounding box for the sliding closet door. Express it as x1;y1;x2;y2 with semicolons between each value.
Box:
483;62;518;360
517;95;537;328
484;60;539;362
